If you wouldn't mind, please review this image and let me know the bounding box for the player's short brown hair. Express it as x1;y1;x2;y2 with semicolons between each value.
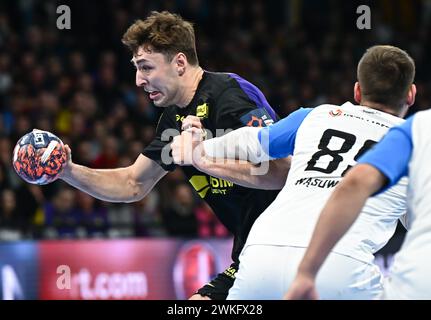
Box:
357;45;415;111
122;11;199;65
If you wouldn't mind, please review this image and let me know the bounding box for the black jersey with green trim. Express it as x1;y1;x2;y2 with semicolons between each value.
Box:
142;71;280;262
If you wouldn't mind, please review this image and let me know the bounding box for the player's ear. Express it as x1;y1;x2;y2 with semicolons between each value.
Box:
406;84;416;107
175;53;187;76
354;82;361;104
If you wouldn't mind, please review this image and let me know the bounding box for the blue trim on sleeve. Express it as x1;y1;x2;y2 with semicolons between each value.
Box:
258;108;313;158
358;115;414;193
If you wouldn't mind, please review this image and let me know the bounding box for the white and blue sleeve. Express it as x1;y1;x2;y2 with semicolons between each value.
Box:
258;108;312;158
203;107;312;163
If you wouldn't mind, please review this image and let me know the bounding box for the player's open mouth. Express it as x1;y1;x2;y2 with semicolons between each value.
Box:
149;91;161;100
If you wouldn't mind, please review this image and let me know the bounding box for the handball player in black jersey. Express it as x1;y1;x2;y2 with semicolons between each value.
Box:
59;11;290;300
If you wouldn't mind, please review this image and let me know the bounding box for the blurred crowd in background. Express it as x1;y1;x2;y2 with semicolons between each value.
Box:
0;0;430;240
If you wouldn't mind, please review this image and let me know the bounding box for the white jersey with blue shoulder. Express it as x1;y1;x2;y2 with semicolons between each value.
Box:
245;102;408;263
358;109;431;298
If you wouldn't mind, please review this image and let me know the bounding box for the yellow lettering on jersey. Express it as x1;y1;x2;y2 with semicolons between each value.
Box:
196;103;209;118
212;189;227;195
176;115;185;122
189;175;210;198
223;179;234;187
223;267;237;279
190;175;234;198
210;176;233;189
222;178;228;188
209;176;218;188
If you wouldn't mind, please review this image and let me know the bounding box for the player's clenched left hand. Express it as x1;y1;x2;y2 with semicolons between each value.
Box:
181;115;204;131
172;127;206;166
283;273;319;300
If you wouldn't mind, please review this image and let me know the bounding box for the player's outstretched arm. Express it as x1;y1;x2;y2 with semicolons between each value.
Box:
60;145;167;202
284;164;386;299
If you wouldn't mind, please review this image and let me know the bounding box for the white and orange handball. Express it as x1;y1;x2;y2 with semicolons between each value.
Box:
12;129;67;185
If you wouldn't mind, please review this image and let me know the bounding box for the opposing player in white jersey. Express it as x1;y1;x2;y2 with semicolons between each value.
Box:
285;108;431;300
172;45;416;299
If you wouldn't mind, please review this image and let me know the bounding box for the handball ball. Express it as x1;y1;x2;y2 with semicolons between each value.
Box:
12;129;67;185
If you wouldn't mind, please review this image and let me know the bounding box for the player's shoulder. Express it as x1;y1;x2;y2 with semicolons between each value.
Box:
308;102;403;125
296;102;347;120
311;102;354;113
200;71;237;94
202;71;263;97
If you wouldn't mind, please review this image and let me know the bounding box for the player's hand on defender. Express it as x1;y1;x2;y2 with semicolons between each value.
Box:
283;273;319;300
181;115;204;131
182;115;208;140
172;128;205;166
172;115;207;166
